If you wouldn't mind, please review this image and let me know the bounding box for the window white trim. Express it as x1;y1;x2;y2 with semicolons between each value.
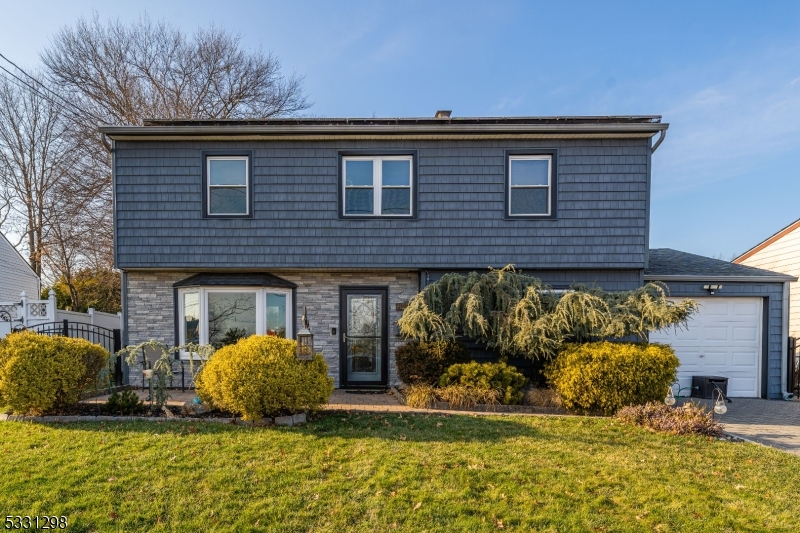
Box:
177;286;292;359
206;155;250;216
508;154;552;217
342;155;413;217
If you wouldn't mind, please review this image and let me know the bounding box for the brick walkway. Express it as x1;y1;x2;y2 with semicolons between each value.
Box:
709;398;800;456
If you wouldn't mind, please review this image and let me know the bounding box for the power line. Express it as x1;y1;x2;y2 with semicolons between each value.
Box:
0;66;90;125
0;52;106;124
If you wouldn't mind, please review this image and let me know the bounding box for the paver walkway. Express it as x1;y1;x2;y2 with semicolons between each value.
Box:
710;398;800;456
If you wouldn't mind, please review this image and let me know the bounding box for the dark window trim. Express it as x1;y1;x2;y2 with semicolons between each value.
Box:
504;148;558;220
337;150;419;220
339;285;390;388
201;150;254;219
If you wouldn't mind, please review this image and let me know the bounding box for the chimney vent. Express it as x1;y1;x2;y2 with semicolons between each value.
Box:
434;110;452;119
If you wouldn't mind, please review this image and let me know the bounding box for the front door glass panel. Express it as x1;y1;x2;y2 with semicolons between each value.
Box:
346;293;383;382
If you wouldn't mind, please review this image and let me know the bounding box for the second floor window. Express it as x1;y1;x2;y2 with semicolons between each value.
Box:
508;154;552;217
206;155;250;216
342;155;414;217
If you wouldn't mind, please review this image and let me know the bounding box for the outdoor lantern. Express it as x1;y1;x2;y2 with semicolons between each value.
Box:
713;388;728;415
296;307;314;361
664;386;676;406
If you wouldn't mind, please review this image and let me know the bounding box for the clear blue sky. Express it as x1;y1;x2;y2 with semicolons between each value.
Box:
3;0;800;259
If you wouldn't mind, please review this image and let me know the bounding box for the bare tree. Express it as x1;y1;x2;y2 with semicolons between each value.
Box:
27;13;310;310
41;13;310;124
0;74;79;278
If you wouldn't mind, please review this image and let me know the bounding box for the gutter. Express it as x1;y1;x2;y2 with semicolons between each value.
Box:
98;122;669;139
644;274;798;283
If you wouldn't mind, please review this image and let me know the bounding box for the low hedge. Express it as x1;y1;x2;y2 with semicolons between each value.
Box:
616;402;724;437
395;340;470;385
195;335;333;420
545;341;679;415
0;331;108;415
439;361;527;404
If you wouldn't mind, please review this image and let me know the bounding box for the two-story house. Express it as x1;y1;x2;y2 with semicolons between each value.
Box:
99;114;795;399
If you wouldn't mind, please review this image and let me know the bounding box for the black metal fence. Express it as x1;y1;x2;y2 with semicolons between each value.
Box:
29;320;123;386
790;336;799;398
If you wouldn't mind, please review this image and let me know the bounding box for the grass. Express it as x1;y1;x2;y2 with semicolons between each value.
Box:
0;413;799;532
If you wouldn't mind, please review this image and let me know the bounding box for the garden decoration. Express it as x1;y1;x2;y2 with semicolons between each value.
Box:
665;380;696;405
117;340;216;412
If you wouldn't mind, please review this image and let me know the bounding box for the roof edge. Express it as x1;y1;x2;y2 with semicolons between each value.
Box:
99;121;669;139
644;274;797;283
733;217;800;264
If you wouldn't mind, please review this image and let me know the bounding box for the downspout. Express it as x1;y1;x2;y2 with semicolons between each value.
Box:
782;281;794;400
650;130;666;154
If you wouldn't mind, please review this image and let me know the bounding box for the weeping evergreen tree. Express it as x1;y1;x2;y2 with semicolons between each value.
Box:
398;266;698;360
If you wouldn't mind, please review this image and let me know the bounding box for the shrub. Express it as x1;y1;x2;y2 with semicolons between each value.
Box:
545;341;680;415
395;340;470;385
404;384;438;409
195;335;333;420
101;389;145;415
437;385;500;408
523;387;563;408
439;361;527;404
0;331;109;415
616;402;724;437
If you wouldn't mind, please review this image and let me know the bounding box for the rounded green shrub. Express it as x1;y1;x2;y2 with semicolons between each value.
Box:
0;331;109;414
438;361;527;404
195;335;334;420
545;341;680;415
395;340;471;385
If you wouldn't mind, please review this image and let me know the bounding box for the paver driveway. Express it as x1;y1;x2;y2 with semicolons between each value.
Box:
716;398;800;455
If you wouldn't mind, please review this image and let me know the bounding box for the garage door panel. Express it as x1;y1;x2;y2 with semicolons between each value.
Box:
703;352;728;367
732;351;758;367
703;327;729;341
733;326;758;342
650;297;761;398
702;302;730;316
728;377;758;396
734;301;760;316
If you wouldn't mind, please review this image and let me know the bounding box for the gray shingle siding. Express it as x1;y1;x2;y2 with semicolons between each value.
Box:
114;138;650;270
658;281;785;399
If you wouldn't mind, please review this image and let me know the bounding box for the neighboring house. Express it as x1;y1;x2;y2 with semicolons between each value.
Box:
99;114;795;399
734;218;800;338
0;231;39;302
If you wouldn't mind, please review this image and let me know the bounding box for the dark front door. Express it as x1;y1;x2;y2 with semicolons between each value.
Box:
340;287;388;388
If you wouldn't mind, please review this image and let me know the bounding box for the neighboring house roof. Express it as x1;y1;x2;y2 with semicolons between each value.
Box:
645;248;796;282
99;115;668;140
732;216;800;264
0;231;38;279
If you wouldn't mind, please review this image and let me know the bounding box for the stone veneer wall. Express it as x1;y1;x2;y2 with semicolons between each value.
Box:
125;271;191;386
282;272;419;387
125;270;419;388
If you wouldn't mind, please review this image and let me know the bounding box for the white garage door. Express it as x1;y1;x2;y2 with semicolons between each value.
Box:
649;297;762;398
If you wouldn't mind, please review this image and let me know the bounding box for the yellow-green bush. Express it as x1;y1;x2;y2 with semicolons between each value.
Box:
545;341;680;415
195;335;334;420
0;331;109;414
438;361;527;404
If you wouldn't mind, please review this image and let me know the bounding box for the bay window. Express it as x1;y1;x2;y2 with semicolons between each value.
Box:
177;287;292;357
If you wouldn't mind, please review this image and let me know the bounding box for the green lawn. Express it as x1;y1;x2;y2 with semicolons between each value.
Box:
1;413;799;532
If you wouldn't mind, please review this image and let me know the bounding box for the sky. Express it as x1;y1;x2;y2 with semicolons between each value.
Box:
2;0;800;259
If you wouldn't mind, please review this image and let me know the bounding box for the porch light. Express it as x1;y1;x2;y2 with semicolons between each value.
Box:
296;307;314;361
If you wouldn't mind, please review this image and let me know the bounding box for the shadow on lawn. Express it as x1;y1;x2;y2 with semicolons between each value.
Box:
27;411;628;445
